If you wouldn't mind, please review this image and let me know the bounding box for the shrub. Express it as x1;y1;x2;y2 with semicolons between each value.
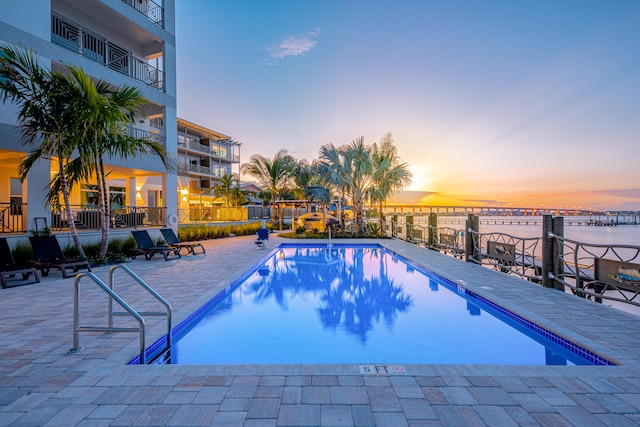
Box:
366;222;383;237
12;242;34;263
177;223;263;241
107;251;127;263
121;236;137;254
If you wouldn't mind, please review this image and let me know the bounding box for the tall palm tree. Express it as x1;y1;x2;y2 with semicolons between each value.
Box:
241;149;296;223
341;137;377;236
55;65;172;257
371;133;413;225
317;137;376;236
316;143;347;226
0;44;86;257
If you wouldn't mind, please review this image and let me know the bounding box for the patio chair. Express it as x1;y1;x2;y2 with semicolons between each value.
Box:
160;228;205;255
255;228;269;249
28;236;91;278
130;230;181;261
0;237;41;288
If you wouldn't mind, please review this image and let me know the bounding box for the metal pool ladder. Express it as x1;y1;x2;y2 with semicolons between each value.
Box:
68;264;172;364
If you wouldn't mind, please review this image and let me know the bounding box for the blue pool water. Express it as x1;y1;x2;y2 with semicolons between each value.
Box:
143;244;611;366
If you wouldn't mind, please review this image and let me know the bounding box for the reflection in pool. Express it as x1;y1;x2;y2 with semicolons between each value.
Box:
155;244;609;365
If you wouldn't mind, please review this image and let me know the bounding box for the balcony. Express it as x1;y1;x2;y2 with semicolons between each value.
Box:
127;125;165;146
177;163;212;177
121;0;164;28
188;140;210;154
51;13;164;92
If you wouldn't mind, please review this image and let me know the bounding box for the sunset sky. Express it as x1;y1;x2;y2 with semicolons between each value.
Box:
175;1;640;211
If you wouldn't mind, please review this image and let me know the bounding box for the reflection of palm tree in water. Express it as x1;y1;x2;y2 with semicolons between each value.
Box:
244;247;412;343
245;247;342;308
317;247;412;344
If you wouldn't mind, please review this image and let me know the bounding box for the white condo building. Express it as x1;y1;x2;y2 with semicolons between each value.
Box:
0;0;179;233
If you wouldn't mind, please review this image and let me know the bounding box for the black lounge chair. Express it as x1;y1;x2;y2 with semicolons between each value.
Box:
29;236;91;278
255;228;269;249
0;237;41;288
159;228;205;255
130;230;181;261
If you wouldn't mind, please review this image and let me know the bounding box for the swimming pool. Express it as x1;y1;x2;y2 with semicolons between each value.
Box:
136;244;612;366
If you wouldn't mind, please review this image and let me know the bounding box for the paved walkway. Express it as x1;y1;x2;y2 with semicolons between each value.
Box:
1;233;640;426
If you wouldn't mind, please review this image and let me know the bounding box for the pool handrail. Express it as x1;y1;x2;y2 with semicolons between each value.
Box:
108;264;173;353
69;271;147;363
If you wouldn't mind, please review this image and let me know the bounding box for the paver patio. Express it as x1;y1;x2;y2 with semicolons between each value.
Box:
1;232;640;426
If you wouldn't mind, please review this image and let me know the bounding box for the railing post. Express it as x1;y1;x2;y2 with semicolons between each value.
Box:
77;27;83;54
406;215;414;242
392;215;397;237
552;216;565;291
428;213;437;249
542;215;554;288
465;214;479;262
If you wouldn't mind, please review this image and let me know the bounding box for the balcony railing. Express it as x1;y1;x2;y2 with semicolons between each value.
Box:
127;126;165;146
51;14;164;92
50;205;166;231
188;140;210;154
121;0;164;28
176;163;231;178
0;203;26;233
0;203;166;233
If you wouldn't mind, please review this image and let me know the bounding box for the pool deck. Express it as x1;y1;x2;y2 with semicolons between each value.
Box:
2;233;640;426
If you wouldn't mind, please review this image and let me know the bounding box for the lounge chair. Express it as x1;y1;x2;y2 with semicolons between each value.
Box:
0;237;41;288
130;230;181;261
255;228;269;249
160;228;205;255
29;236;91;278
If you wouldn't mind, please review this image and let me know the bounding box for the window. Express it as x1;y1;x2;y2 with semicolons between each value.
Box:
81;184;99;208
10;177;22;215
81;184;126;208
110;186;126;208
212;144;229;159
148;189;158;207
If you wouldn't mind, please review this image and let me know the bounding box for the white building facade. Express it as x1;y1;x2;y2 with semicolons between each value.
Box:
0;0;178;233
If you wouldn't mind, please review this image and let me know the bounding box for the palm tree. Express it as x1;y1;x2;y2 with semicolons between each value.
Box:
317;137;376;236
371;133;413;226
291;159;319;200
241;149;296;223
55;65;172;257
0;45;86;257
316;143;347;227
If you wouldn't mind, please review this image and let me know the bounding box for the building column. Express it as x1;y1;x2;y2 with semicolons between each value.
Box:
128;177;138;207
163;105;178;226
26;158;50;231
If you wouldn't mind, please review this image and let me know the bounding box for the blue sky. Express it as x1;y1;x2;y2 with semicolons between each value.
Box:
176;1;640;210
